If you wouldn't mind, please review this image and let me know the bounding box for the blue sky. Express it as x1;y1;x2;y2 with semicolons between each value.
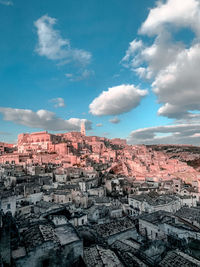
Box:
1;0;200;145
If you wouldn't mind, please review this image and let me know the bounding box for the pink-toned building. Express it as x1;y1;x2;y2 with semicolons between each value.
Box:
0;142;14;154
110;138;127;146
18;131;62;153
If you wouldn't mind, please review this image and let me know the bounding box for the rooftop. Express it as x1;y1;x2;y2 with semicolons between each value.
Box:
139;210;172;225
84;245;123;267
129;194;178;206
22;221;80;251
93;217;135;238
95;196;111;204
140;210;200;232
175;207;200;224
159;250;200;267
35;200;61;209
111;240;147;267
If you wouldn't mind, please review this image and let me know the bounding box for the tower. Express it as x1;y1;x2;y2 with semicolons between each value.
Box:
81;121;86;136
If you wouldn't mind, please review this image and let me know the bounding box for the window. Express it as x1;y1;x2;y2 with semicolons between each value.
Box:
82;219;84;225
155;232;158;238
7;204;11;210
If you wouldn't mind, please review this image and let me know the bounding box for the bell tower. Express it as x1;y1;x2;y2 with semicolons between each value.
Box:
81;121;86;136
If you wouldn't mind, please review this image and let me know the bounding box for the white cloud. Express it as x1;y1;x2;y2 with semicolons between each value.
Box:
50;97;65;108
140;0;200;36
34;15;91;65
122;0;200;123
65;69;94;81
0;107;92;131
81;69;94;79
65;73;73;78
128;123;200;145
89;84;147;116
154;43;200;118
122;33;184;80
0;0;13;6
109;117;120;124
96;123;103;127
121;39;143;63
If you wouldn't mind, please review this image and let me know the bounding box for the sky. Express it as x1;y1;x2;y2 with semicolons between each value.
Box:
1;0;200;145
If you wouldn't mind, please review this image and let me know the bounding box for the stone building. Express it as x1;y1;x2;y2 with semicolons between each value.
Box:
139;210;200;242
159;250;200;267
84;245;123;267
13;220;83;267
93;217;137;245
128;194;181;215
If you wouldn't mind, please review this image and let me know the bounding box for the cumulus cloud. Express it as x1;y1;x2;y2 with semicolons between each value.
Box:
109;117;120;124
140;0;200;36
154;44;200;118
50;97;65;108
0;107;92;131
122;32;184;80
34;15;91;65
89;84;147;116
128;124;200;145
122;0;200;123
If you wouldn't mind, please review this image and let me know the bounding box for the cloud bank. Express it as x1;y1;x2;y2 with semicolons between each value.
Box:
0;107;92;131
128;124;200;145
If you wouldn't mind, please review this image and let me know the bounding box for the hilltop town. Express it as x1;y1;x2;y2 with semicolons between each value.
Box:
1;123;200;182
0;125;200;266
